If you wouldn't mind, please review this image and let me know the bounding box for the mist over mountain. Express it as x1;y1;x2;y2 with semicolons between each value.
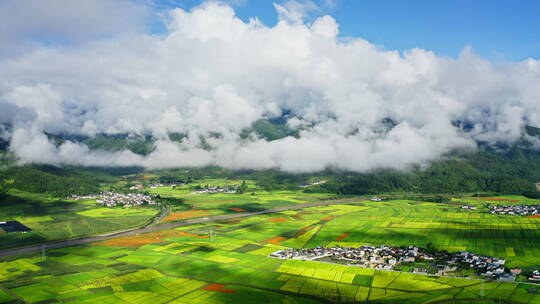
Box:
0;2;539;172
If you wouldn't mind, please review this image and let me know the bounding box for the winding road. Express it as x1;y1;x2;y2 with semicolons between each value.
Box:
0;197;365;258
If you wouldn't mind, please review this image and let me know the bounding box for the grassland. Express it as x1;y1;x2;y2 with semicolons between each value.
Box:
0;189;159;249
1;194;539;303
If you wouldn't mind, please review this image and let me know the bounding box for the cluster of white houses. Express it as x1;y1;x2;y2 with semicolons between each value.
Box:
531;270;540;282
149;183;184;189
271;246;426;271
454;251;514;281
191;185;238;194
96;192;158;208
271;245;519;281
128;182;184;190
488;205;540;216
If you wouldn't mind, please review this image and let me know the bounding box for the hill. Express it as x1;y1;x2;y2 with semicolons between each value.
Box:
1;122;540;197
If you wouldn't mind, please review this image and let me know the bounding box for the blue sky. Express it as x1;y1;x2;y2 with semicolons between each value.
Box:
155;0;540;62
2;0;540;169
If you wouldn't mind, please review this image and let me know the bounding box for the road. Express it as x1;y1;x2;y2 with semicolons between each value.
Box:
0;197;365;258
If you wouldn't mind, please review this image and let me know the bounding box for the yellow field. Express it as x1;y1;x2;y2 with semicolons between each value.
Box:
77;207;157;218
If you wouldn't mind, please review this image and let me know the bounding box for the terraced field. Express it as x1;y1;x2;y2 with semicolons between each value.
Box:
1;196;540;303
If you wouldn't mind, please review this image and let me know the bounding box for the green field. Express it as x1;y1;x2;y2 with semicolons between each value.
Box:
0;178;336;250
1;196;539;303
148;179;335;209
0;189;159;249
147;180;337;222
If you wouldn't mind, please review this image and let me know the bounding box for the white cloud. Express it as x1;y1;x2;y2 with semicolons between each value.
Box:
273;0;320;24
0;1;539;172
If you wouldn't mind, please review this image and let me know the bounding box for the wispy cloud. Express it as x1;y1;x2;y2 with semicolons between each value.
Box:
273;0;321;24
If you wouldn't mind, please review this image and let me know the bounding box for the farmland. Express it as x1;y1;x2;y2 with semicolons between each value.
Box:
0;189;159;249
147;179;336;213
143;179;339;224
0;177;338;251
1;194;540;303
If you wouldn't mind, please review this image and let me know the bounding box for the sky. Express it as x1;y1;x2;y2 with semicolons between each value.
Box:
154;0;540;62
0;0;539;172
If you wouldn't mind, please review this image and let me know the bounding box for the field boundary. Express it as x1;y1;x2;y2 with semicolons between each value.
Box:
0;197;366;258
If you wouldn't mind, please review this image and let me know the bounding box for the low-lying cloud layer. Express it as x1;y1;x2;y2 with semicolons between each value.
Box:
0;1;539;172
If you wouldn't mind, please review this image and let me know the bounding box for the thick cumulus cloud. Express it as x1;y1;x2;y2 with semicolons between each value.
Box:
0;1;539;172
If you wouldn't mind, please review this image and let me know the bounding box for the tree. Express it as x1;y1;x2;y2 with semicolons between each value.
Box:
0;178;9;198
237;180;248;194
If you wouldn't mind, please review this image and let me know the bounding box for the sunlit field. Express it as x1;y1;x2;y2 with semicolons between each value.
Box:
2;196;539;303
147;179;337;222
0;189;158;249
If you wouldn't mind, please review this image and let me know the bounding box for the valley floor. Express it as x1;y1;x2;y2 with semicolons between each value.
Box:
1;194;540;303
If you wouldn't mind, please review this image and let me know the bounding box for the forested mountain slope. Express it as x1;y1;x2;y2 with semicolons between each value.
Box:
1;122;540;196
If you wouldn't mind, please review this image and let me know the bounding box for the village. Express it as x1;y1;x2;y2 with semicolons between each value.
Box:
96;191;158;207
270;245;531;282
531;270;540;282
488;204;540;216
69;192;158;208
129;182;184;190
148;182;184;189
191;185;238;194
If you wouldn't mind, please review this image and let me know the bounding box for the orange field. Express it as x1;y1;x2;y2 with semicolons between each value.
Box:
336;232;349;241
176;232;209;238
144;229;208;239
163;210;213;222
475;197;519;202
228;207;246;212
145;230;209;239
203;283;236;293
266;236;288;244
95;228;210;247
269;218;287;222
95;235;163;247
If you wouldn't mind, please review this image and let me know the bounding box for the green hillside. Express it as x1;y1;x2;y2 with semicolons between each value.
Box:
2;123;540;197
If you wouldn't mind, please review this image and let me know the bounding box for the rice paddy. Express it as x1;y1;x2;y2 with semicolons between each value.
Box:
1;194;540;303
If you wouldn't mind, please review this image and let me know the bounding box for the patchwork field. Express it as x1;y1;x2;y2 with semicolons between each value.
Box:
147;181;337;222
0;189;159;249
0;179;336;250
1;196;540;303
150;184;334;208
